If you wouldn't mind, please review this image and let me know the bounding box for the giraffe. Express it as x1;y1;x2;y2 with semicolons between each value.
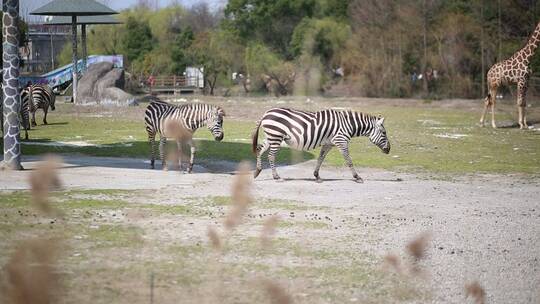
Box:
480;21;540;129
2;0;23;170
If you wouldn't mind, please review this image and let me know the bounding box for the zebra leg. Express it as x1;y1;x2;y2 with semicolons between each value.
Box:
149;134;156;169
43;107;48;125
268;144;282;180
159;137;168;170
188;140;195;173
336;143;362;183
254;140;270;178
31;110;37;127
313;145;333;182
175;140;183;172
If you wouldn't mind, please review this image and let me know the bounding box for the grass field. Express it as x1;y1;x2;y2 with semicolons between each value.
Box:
0;190;427;303
4;98;539;175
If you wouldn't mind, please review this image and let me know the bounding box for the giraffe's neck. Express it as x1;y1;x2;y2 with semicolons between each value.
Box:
514;22;540;64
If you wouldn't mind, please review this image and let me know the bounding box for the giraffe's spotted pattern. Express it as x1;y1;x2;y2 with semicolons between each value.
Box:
481;22;540;129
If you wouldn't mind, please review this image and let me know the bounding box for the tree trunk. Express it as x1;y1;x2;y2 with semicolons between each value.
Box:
498;0;502;60
422;0;429;95
2;0;23;170
480;0;485;97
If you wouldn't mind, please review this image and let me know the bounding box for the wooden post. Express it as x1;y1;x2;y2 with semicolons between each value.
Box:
82;23;87;72
71;15;78;103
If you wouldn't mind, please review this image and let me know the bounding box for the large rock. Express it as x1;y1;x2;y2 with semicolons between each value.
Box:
76;62;136;106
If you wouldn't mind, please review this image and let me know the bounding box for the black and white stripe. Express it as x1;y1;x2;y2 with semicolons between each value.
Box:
27;84;56;126
144;100;225;171
252;107;391;182
19;88;31;140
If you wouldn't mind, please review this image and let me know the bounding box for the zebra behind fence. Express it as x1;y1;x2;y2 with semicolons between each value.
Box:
27;84;56;126
252;107;391;182
144;100;225;171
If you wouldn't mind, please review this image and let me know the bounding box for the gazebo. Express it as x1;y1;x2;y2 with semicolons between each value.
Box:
31;0;118;104
43;15;122;72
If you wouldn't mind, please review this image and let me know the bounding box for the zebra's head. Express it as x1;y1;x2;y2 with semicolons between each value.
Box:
369;117;390;154
207;107;225;141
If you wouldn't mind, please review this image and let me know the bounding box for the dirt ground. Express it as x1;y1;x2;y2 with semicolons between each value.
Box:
1;155;539;303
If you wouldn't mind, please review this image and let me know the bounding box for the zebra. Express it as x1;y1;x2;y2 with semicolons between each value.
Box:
27;84;56;126
0;87;30;140
252;107;391;182
144;100;225;171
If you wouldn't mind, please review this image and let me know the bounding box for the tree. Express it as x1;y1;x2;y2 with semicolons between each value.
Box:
122;16;153;66
224;0;318;59
245;42;295;96
188;30;244;95
170;27;195;75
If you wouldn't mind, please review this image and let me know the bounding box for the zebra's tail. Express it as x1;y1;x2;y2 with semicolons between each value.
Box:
252;120;261;155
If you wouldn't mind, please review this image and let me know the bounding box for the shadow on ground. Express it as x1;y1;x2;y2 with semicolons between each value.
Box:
3;139;315;173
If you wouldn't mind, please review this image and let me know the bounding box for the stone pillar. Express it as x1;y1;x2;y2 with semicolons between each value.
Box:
71;15;78;104
2;0;22;170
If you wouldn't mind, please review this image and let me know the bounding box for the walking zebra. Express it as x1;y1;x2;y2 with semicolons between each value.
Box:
27;84;56;126
252;107;391;182
145;100;225;171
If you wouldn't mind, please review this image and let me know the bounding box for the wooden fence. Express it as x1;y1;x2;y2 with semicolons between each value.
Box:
147;75;202;94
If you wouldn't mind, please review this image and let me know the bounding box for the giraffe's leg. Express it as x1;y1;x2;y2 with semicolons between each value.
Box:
335;142;362;183
149;133;156;169
480;97;490;127
490;99;497;129
313;144;333;182
267;142;283;180
517;80;528;129
254;139;270;178
159;137;168;170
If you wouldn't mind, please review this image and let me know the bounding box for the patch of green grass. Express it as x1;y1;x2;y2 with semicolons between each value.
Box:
85;224;144;248
322;106;540;174
3;102;539;174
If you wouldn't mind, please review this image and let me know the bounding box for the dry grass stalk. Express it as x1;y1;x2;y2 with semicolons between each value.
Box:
207;226;222;251
1;238;61;304
261;279;293;304
224;161;253;230
382;254;403;274
28;155;62;214
164;118;191;171
406;232;431;261
465;281;486;304
260;215;280;248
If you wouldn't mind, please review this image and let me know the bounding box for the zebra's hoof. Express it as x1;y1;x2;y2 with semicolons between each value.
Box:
315;178;323;183
187;166;193;174
273;175;282;181
354;178;364;183
253;168;262;179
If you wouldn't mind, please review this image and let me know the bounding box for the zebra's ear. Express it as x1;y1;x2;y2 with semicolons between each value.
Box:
377;117;385;126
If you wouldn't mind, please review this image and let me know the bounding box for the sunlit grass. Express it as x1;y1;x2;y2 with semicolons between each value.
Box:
3;102;539;174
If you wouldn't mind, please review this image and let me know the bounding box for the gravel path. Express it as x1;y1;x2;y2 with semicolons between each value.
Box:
1;155;539;303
